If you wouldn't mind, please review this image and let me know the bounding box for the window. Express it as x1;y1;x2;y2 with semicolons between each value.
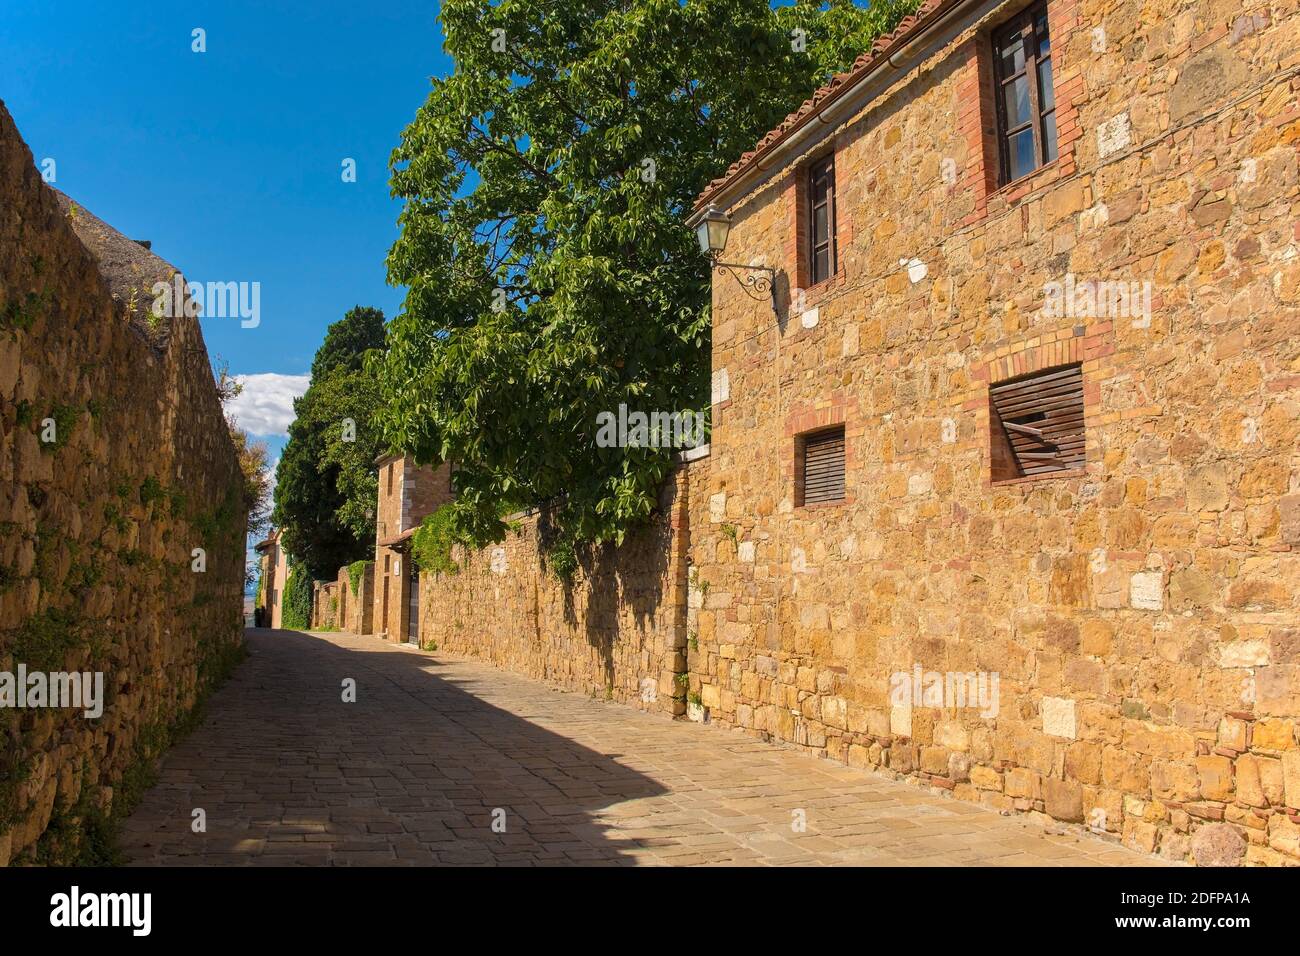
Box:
993;3;1057;183
798;426;846;505
386;463;394;495
989;364;1085;482
808;155;837;284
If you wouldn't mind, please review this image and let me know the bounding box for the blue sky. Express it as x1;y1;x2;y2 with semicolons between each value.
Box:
1;0;450;470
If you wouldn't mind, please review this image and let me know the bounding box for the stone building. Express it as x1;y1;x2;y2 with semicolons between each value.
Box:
253;529;286;627
373;454;454;643
253;529;289;628
678;0;1300;864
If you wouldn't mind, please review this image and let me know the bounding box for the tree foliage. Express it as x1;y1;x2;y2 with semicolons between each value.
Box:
273;306;386;577
375;0;920;553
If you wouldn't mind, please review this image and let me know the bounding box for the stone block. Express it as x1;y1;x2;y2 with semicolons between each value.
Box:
1191;823;1247;867
1042;696;1077;739
1044;778;1084;823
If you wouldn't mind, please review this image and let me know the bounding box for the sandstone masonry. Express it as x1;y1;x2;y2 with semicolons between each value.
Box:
419;465;695;716
0;102;248;864
689;0;1300;865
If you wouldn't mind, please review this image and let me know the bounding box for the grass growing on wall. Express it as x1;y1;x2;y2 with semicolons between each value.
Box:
281;561;313;630
21;636;248;865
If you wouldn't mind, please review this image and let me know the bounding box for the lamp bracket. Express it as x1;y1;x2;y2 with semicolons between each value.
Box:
712;259;777;312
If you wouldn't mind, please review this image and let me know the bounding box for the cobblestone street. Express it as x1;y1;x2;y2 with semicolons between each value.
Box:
119;629;1164;866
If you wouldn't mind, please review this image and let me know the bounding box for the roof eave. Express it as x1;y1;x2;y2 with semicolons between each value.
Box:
691;0;983;218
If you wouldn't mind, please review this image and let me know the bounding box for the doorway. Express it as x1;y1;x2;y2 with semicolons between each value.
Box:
407;571;420;646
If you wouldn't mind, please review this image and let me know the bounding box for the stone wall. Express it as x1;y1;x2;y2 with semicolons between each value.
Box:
419;466;696;716
310;581;340;630
0;102;248;864
337;561;374;635
690;0;1300;865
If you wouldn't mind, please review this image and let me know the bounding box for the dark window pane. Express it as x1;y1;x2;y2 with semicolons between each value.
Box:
813;247;829;284
807;157;835;283
1007;128;1037;180
813;204;828;243
1037;12;1051;54
1042;110;1059;162
999;35;1025;76
1004;74;1032;128
1038;57;1055;111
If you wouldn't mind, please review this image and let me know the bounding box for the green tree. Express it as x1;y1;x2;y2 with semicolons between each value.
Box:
375;0;919;555
310;306;386;378
273;307;386;577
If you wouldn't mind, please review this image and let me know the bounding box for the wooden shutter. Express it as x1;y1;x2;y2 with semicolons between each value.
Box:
802;427;846;504
989;363;1085;480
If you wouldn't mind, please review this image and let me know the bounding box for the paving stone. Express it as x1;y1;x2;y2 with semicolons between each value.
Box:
119;630;1165;867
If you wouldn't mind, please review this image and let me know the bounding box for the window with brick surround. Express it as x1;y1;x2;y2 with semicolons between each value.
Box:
808;155;837;285
993;3;1058;183
989;364;1085;482
798;425;846;505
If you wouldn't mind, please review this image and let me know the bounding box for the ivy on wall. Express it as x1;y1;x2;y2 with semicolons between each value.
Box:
346;559;370;597
410;505;463;576
280;560;314;630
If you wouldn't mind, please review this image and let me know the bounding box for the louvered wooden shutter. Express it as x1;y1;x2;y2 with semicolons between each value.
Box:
802;427;846;504
990;364;1085;479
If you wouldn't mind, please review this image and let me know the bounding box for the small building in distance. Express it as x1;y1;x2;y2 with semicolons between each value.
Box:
253;529;287;628
373;454;454;644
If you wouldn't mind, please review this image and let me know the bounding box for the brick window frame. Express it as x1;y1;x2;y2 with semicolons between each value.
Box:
988;363;1084;482
955;0;1084;227
807;155;837;285
784;394;855;508
991;3;1058;185
797;425;846;505
784;143;851;306
967;324;1113;487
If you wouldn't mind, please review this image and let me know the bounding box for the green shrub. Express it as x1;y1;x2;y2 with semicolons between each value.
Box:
139;476;166;507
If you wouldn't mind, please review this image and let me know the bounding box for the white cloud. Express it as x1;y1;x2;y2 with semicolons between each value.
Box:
226;373;310;437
